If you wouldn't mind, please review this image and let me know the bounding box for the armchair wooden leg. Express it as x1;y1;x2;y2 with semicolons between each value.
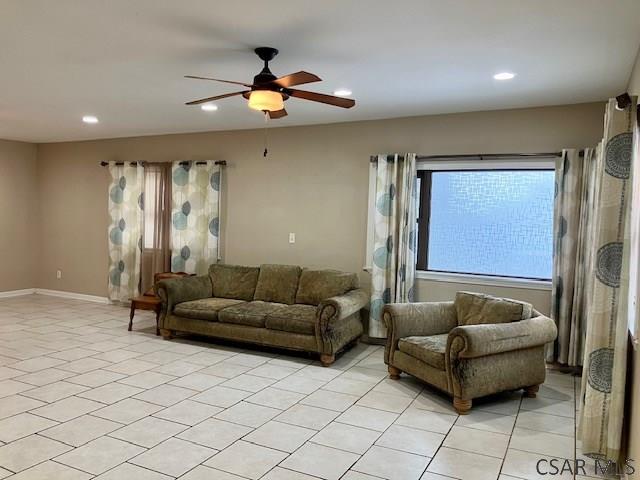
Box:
453;397;472;415
320;354;335;367
524;385;540;398
388;365;402;380
159;329;173;340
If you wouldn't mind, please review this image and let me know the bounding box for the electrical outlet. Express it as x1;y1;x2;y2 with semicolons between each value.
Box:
56;270;62;279
289;233;296;244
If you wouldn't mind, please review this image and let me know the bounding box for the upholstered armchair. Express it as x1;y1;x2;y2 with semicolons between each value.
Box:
383;291;557;414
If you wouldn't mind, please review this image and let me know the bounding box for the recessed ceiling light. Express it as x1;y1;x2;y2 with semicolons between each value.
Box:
82;115;99;124
333;89;352;97
201;103;218;112
493;72;516;80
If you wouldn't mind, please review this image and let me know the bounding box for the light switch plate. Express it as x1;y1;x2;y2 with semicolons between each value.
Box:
289;233;296;244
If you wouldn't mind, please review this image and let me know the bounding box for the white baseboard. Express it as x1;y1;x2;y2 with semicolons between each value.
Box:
0;288;36;298
34;289;110;304
0;287;111;304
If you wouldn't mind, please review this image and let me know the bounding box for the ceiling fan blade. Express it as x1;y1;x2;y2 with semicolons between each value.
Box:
185;75;253;88
185;90;249;105
287;89;355;108
271;71;321;88
267;108;288;119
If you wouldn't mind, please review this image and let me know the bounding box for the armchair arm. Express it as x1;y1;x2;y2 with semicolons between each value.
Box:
156;275;212;316
383;301;457;364
447;315;558;360
383;302;457;339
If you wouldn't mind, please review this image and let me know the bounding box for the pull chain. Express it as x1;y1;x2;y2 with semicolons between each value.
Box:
263;111;269;158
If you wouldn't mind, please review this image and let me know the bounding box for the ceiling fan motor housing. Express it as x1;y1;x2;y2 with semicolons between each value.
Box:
249;47;288;100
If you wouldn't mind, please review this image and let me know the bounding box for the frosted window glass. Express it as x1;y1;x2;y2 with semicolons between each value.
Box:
427;170;554;280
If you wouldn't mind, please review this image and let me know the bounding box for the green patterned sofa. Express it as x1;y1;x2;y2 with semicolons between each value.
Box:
384;291;557;414
157;264;367;366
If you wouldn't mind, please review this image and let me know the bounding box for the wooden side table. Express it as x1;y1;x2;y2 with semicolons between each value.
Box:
128;271;192;335
129;296;162;336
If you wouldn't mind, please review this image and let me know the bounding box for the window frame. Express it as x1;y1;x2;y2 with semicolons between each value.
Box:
415;158;555;289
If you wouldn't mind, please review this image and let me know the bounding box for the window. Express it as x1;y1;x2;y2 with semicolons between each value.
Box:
416;165;555;281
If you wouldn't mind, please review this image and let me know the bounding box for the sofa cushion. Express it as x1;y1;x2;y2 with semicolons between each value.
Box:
455;291;533;326
265;304;318;335
253;264;302;305
209;264;260;301
174;298;246;321
398;334;448;370
295;269;358;305
218;301;286;328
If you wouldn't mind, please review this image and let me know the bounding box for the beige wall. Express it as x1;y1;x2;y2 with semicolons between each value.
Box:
0;139;38;291
36;101;605;316
627;47;640;474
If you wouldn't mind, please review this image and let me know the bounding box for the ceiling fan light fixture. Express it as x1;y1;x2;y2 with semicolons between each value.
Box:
248;90;284;112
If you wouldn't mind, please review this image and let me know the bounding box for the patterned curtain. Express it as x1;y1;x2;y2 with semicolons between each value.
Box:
548;148;597;366
579;97;636;462
369;154;418;338
107;162;144;302
171;161;221;275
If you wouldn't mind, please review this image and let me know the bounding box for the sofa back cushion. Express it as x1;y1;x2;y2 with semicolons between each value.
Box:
455;291;533;326
295;269;358;305
253;264;302;305
209;264;260;301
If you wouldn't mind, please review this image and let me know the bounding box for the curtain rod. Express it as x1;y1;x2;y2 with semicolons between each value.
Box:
100;160;227;166
369;151;584;163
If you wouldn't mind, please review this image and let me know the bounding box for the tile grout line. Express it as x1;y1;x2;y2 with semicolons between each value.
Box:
496;391;524;478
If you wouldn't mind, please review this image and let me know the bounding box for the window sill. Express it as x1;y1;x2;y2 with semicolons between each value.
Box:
416;270;552;291
363;267;552;291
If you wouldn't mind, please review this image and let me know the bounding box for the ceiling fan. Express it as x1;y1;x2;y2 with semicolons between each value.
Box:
185;47;355;119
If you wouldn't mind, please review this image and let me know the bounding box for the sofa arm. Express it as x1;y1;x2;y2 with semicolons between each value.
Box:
383;301;458;364
447;315;558;360
318;289;368;326
316;289;368;354
156;275;212;316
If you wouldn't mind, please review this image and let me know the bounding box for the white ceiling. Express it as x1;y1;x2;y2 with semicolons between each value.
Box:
1;0;639;143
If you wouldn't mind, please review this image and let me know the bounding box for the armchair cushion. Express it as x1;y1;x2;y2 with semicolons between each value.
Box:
174;298;245;321
209;264;260;301
218;301;285;328
454;291;533;326
295;269;358;306
265;304;318;335
254;264;302;305
398;334;448;370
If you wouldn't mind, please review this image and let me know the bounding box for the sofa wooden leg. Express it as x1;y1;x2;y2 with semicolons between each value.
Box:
524;385;540;398
388;365;401;380
453;397;472;415
320;354;335;367
159;329;173;340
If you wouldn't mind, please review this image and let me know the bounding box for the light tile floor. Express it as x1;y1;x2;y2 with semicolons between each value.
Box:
0;295;588;480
